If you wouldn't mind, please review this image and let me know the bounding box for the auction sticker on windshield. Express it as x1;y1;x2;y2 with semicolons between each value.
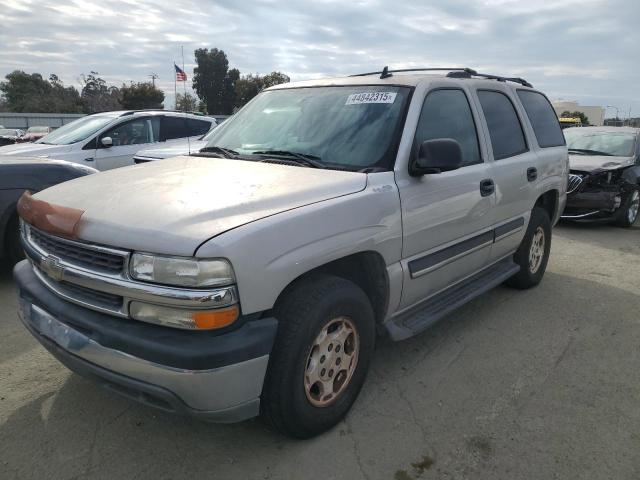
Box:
345;92;397;105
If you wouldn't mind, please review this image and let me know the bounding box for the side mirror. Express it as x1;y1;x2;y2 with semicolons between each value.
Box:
411;138;463;176
101;136;113;148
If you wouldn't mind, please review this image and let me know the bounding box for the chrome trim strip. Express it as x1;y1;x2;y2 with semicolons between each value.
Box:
560;210;601;219
19;301;269;412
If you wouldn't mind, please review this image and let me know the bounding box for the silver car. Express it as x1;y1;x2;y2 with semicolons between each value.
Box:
15;67;567;438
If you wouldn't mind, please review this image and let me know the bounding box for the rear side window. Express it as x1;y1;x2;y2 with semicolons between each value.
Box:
517;90;565;148
160;116;189;140
186;118;212;136
477;90;527;160
414;89;481;166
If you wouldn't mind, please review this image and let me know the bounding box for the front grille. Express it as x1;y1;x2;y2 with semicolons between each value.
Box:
567;174;583;194
59;281;124;309
29;228;125;274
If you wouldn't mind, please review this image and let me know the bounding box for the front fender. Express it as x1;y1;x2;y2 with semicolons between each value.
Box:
195;172;403;315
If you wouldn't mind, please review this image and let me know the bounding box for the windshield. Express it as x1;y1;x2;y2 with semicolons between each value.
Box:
0;129;19;136
27;126;49;133
37;115;115;145
564;130;636;156
204;86;411;170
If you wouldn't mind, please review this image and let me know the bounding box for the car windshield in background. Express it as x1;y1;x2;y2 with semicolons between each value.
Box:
37;115;114;145
27;126;49;133
564;130;636;157
204;86;411;170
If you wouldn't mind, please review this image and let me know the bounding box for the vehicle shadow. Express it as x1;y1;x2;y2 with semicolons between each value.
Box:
555;220;640;255
1;272;639;479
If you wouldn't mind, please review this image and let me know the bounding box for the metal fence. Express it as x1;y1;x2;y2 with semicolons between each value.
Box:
0;112;231;130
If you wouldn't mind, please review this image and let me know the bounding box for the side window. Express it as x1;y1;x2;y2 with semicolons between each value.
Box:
516;90;565;148
160;116;189;141
414;89;481;166
101;118;152;147
477;90;527;160
186;118;212;136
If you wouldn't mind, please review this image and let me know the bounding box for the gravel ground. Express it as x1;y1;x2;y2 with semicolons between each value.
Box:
0;222;639;480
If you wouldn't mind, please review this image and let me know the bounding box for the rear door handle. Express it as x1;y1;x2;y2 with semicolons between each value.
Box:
480;179;495;197
527;167;538;182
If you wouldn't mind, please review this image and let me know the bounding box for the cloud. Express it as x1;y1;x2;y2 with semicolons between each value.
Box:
0;0;638;112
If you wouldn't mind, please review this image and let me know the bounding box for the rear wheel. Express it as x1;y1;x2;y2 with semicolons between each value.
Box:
261;274;375;438
506;206;551;289
616;188;639;227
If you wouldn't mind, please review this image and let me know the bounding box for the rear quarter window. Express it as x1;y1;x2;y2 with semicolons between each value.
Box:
516;90;565;148
477;90;528;160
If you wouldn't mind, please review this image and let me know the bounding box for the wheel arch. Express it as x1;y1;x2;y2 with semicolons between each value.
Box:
535;189;559;223
272;250;390;327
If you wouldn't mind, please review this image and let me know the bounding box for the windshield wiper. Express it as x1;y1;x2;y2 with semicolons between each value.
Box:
568;148;613;156
194;146;239;158
251;150;326;169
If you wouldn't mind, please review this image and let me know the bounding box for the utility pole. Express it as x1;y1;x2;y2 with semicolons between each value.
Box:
148;73;159;87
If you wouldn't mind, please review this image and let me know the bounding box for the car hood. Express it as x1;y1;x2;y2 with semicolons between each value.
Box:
0;142;71;157
33;156;367;256
135;140;208;160
569;154;635;172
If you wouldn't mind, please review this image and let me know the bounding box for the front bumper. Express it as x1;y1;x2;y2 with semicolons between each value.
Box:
15;260;278;423
561;190;622;221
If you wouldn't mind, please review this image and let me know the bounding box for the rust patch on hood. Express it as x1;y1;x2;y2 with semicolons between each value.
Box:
17;191;84;239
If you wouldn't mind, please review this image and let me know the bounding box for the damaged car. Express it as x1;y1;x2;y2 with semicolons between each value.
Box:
562;127;640;226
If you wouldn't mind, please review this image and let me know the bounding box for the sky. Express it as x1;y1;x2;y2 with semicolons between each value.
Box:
0;0;638;116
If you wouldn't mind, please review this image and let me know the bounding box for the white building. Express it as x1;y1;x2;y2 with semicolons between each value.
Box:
551;101;605;126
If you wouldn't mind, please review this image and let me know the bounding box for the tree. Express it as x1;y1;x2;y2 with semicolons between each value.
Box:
0;70;84;113
80;72;121;113
119;82;164;110
193;48;234;115
561;110;590;126
175;92;198;111
232;71;290;110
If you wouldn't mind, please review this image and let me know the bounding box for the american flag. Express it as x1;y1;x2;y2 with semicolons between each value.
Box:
175;64;187;82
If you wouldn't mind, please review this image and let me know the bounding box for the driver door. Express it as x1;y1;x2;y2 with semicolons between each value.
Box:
95;117;159;170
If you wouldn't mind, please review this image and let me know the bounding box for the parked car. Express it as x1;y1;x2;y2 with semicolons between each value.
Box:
14;67;567;438
133;124;218;164
0;157;96;265
0;128;25;146
562;126;640;226
0;111;216;171
20;126;53;143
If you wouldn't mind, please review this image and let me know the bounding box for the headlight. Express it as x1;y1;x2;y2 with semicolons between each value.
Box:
130;253;235;288
130;302;239;330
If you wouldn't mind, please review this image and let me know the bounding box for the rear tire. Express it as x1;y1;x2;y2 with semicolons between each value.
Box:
261;274;375;439
506;206;551;289
615;188;639;228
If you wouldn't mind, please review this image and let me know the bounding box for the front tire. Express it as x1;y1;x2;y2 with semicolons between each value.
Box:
616;188;639;228
506;206;552;289
261;274;375;438
4;215;24;266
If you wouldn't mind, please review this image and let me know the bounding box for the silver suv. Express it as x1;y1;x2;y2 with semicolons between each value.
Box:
14;67;568;438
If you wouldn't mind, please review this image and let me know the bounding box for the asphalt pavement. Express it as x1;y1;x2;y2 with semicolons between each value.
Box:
0;222;639;480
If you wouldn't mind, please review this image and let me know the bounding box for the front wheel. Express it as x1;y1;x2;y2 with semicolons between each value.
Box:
5;215;24;266
616;188;639;227
261;274;375;438
506;206;552;289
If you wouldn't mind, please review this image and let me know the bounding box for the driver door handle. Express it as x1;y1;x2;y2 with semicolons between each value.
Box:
480;179;495;197
527;167;538;182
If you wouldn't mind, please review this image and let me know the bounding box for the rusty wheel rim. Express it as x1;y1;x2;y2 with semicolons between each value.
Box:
304;316;360;407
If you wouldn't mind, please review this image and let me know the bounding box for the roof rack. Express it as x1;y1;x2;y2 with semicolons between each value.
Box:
350;66;533;88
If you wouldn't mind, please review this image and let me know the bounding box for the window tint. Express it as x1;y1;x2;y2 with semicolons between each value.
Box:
414;89;481;166
517;90;565;148
186;118;212;136
477;90;527;160
161;116;189;140
101;118;153;147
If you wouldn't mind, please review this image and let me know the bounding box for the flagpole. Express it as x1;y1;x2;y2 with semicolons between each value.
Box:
174;63;177;110
181;45;191;153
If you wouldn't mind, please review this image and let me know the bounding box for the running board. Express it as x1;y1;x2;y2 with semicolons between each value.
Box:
384;258;520;341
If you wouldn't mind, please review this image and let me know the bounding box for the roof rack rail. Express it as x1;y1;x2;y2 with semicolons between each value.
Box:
119;109;209;117
350;66;533;88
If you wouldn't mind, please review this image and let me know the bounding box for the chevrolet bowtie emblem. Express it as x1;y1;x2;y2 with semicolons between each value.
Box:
41;256;65;282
